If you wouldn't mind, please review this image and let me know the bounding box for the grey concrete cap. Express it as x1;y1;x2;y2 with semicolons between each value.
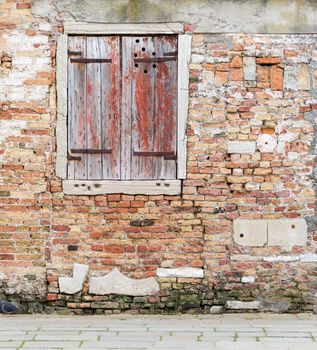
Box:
89;268;159;296
227;141;256;154
156;267;204;278
59;263;89;294
233;219;267;247
267;219;307;246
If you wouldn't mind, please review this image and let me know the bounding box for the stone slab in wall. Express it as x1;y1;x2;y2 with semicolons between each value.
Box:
227;141;256;154
89;269;159;296
233;219;308;247
267;219;307;246
233;219;267;247
156;267;204;278
59;264;89;294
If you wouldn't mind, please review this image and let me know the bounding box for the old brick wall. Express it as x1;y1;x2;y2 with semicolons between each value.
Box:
0;0;317;313
0;0;55;309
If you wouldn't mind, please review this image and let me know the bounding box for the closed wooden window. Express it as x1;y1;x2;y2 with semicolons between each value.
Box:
67;35;178;181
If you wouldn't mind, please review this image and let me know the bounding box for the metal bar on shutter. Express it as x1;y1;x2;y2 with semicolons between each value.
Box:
68;50;82;56
70;58;112;63
71;148;112;154
134;57;176;63
133;150;175;160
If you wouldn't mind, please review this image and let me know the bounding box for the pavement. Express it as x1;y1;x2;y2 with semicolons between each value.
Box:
0;313;316;349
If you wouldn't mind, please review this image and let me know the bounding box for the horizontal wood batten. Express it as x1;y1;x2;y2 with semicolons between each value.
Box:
63;180;181;195
64;22;184;35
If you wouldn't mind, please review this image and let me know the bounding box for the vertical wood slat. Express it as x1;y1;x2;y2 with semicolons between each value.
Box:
131;36;156;179
100;36;121;179
68;36;87;179
86;37;102;179
128;35;178;180
121;37;132;180
154;36;178;179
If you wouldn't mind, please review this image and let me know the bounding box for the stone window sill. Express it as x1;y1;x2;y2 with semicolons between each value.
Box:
62;180;181;195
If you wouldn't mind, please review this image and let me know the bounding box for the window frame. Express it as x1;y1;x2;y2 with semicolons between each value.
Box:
56;23;191;195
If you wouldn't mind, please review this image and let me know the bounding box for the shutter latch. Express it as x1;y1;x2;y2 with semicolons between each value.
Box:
133;150;176;160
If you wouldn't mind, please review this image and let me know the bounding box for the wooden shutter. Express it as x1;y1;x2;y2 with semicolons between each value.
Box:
68;35;177;181
67;36;121;180
122;35;178;180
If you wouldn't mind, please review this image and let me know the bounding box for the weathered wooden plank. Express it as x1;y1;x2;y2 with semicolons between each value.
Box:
86;36;102;179
56;34;68;179
64;23;184;35
131;36;155;179
99;36;121;179
63;179;181;195
121;36;132;180
67;36;87;179
177;34;191;179
154;35;178;179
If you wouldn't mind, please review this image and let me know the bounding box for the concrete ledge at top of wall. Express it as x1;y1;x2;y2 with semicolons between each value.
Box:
233;219;307;247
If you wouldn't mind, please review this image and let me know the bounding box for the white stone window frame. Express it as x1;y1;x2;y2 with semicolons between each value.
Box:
56;22;191;195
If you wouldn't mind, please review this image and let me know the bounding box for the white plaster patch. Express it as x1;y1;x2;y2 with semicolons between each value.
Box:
267;219;307;247
226;301;260;310
58;263;89;294
227;141;256;154
257;134;277;153
233;219;267;247
89;268;159;296
156;267;204;278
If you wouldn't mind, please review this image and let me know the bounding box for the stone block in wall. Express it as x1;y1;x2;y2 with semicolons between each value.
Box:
233;219;267;247
256;134;277;153
59;263;89;294
156;267;204;278
284;65;298;90
233;219;308;247
243;57;256;81
89;269;159;296
227;141;256;154
267;219;307;246
226;301;260;310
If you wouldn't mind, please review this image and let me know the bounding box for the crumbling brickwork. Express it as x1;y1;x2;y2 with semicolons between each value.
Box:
0;0;316;313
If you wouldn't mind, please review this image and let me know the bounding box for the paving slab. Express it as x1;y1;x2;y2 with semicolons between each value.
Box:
0;314;316;349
